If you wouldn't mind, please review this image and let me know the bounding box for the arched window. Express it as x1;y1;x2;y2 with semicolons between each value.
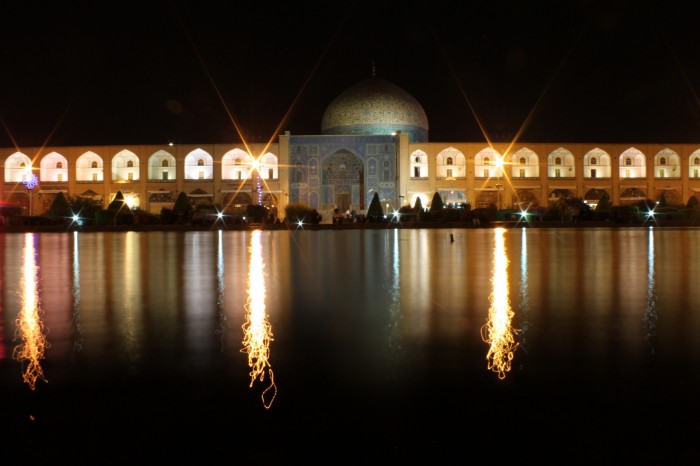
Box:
197;159;204;166
162;160;169;167
235;158;241;166
127;160;134;168
415;156;420;163
20;162;26;169
56;162;63;169
484;157;490;165
695;157;700;165
446;157;453;165
625;158;632;166
91;161;98;168
591;158;597;165
519;157;526;165
555;157;562;165
660;157;666;165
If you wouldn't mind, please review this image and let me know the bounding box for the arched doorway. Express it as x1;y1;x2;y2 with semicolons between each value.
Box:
321;150;364;211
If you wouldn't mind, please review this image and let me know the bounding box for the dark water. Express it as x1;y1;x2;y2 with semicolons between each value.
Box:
2;227;700;464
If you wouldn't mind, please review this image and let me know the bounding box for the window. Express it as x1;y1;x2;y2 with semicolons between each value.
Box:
625;158;632;166
92;173;98;181
197;159;204;166
57;173;63;182
162;160;169;167
483;169;489;178
127;160;134;168
268;168;274;179
519;169;525;178
237;171;242;180
56;162;63;169
235;158;241;166
446;157;453;165
695;169;699;178
519;157;526;165
625;169;630;178
446;169;453;178
659;169;665;178
414;167;420;177
660;157;667;165
415;156;420;163
162;171;168;180
555;157;562;165
199;171;204;179
484;157;490;165
591;169;597;179
555;168;561;178
91;161;98;168
695;157;700;165
128;172;134;181
591;157;597;165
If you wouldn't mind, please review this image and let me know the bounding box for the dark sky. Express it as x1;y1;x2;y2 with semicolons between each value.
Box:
1;0;699;148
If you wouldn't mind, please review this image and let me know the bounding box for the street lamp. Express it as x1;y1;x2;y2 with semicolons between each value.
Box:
22;169;39;216
495;156;504;210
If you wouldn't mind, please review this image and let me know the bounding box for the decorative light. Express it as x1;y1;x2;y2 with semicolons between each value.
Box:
22;172;38;190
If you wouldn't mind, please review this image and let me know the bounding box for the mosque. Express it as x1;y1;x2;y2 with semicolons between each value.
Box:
2;73;700;220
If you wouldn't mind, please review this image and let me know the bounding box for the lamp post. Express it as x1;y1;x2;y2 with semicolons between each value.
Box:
22;170;38;216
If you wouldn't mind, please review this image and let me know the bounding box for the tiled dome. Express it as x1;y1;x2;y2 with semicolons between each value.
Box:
321;77;429;142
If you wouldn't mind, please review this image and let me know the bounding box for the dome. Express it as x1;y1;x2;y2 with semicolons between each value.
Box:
321;77;429;142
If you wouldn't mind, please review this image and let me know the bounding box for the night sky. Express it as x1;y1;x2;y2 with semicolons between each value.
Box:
1;0;699;148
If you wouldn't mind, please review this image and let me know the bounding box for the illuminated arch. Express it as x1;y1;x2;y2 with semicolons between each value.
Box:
474;147;502;179
4;152;33;182
222;148;253;180
184;149;213;180
410;149;428;178
436;147;465;179
112;150;140;182
148;150;176;181
40;151;69;182
547;147;575;178
583;148;611;179
618;147;646;178
510;147;539;178
76;151;104;181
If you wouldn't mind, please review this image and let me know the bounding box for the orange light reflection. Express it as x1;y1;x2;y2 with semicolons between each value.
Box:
13;233;49;389
481;228;518;379
241;229;276;408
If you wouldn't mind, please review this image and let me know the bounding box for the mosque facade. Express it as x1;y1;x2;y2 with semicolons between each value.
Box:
3;76;700;220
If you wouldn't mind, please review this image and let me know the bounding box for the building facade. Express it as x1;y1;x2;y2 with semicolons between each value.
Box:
3;76;700;219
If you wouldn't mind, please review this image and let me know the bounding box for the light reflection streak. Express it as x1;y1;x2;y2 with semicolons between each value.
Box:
216;230;226;350
241;230;276;408
481;228;518;379
72;231;83;353
13;233;49;389
643;227;657;354
517;228;530;362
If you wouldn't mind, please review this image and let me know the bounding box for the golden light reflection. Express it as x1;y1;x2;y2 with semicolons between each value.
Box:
13;233;49;389
481;227;518;379
241;229;276;408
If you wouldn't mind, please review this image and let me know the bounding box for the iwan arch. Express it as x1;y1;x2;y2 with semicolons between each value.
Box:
3;76;700;218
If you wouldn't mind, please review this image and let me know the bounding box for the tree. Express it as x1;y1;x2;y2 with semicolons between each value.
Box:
46;192;72;220
429;192;444;213
367;192;384;222
413;196;423;212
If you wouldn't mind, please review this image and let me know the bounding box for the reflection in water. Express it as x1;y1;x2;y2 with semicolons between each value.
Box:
13;233;49;389
216;230;226;350
72;231;83;353
241;230;277;408
644;227;657;354
517;227;530;362
481;228;518;379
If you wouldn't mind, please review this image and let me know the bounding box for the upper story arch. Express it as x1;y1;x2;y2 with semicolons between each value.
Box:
112;150;140;182
410;149;428;179
583;148;611;179
148;150;176;181
76;151;104;182
619;147;646;178
257;152;278;180
222;148;253;180
474;147;503;179
4;152;33;182
653;148;680;179
510;147;539;178
40;151;69;182
690;149;700;179
548;147;575;178
436;147;465;179
184;148;213;180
